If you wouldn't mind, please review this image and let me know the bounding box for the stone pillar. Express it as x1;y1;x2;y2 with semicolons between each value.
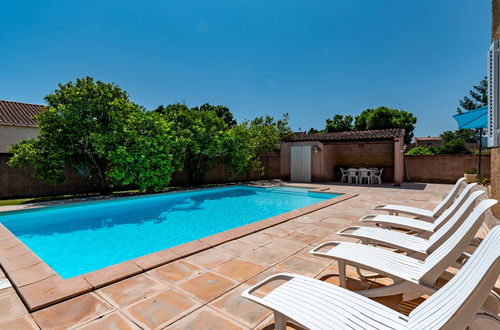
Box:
491;1;500;217
393;137;404;185
491;148;500;216
493;0;500;40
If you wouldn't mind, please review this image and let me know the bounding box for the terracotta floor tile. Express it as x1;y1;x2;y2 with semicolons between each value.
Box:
19;274;92;311
147;260;201;284
274;256;326;277
241;246;291;266
0;293;28;323
212;258;266;282
32;293;113;330
97;274;167;308
178;271;236;303
8;262;56;287
123;288;200;329
0;252;42;272
169;240;210;257
74;312;140;330
0;315;39;330
210;284;272;328
83;261;143;289
264;238;308;254
132;248;180;271
238;232;275;246
284;231;321;244
185;249;234;269
166;306;246;330
298;225;334;237
216;240;261;255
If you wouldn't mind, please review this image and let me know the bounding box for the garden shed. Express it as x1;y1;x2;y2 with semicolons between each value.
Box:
280;128;405;185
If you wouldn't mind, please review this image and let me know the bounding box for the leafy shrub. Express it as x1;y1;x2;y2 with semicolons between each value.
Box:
477;175;491;186
437;139;471;154
464;168;477;174
405;146;435;155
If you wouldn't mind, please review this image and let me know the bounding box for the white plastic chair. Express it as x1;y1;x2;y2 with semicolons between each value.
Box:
339;167;348;183
242;225;500;330
347;168;359;184
358;168;372;184
373;177;466;220
372;168;383;184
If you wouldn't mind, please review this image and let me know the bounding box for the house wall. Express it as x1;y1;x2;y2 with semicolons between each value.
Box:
415;140;442;148
280;140;397;183
405;154;491;184
0;124;39;153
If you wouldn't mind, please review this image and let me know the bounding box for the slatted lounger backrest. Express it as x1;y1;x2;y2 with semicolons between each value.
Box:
421;199;498;286
409;226;500;329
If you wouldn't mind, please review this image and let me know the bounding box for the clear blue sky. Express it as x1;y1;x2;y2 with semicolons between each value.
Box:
0;0;491;137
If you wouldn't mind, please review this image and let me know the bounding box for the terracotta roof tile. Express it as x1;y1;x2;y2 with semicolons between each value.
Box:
0;100;46;127
287;128;405;142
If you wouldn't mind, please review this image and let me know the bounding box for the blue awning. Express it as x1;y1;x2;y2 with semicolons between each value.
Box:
453;106;488;129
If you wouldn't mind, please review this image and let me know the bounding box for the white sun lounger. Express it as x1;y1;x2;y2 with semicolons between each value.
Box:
373;177;466;220
362;183;477;237
242;226;500;330
309;199;497;300
338;190;485;259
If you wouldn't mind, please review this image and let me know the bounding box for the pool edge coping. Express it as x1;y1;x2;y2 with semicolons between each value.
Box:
0;191;357;312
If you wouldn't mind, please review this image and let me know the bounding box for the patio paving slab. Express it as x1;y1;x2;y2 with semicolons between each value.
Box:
74;312;140;330
146;260;201;285
96;274;168;308
122;288;201;329
212;258;267;282
167;306;246;330
178;271;237;303
210;284;272;328
31;293;113;330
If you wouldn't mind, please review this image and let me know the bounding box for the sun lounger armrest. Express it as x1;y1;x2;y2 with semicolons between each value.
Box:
241;273;296;303
337;226;362;236
309;241;342;257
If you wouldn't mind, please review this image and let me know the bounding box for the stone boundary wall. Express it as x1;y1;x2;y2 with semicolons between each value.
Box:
405;154;491;184
0;154;281;199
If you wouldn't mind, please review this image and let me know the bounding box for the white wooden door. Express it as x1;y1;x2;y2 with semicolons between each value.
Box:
291;146;311;182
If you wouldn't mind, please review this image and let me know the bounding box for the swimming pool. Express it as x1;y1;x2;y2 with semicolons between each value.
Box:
0;186;338;278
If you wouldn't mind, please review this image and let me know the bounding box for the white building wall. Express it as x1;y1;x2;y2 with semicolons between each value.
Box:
0;124;39;153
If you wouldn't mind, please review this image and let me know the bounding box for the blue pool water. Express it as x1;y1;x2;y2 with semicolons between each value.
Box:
0;186;338;278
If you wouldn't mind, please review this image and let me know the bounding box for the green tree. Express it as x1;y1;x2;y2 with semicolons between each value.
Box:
107;111;179;192
307;127;323;134
325;114;354;133
9;77;177;193
354;106;417;144
441;130;477;144
226;114;292;178
456;77;488;114
192;103;237;127
405;146;435;155
437;140;471;154
156;103;230;184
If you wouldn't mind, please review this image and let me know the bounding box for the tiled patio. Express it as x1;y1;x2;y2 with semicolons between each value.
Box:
0;182;495;329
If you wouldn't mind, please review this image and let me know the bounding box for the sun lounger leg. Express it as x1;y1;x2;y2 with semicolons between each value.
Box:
338;260;347;288
355;281;429;299
274;311;287;330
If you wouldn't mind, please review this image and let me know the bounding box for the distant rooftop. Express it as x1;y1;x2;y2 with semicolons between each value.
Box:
287;128;405;142
0;100;45;127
